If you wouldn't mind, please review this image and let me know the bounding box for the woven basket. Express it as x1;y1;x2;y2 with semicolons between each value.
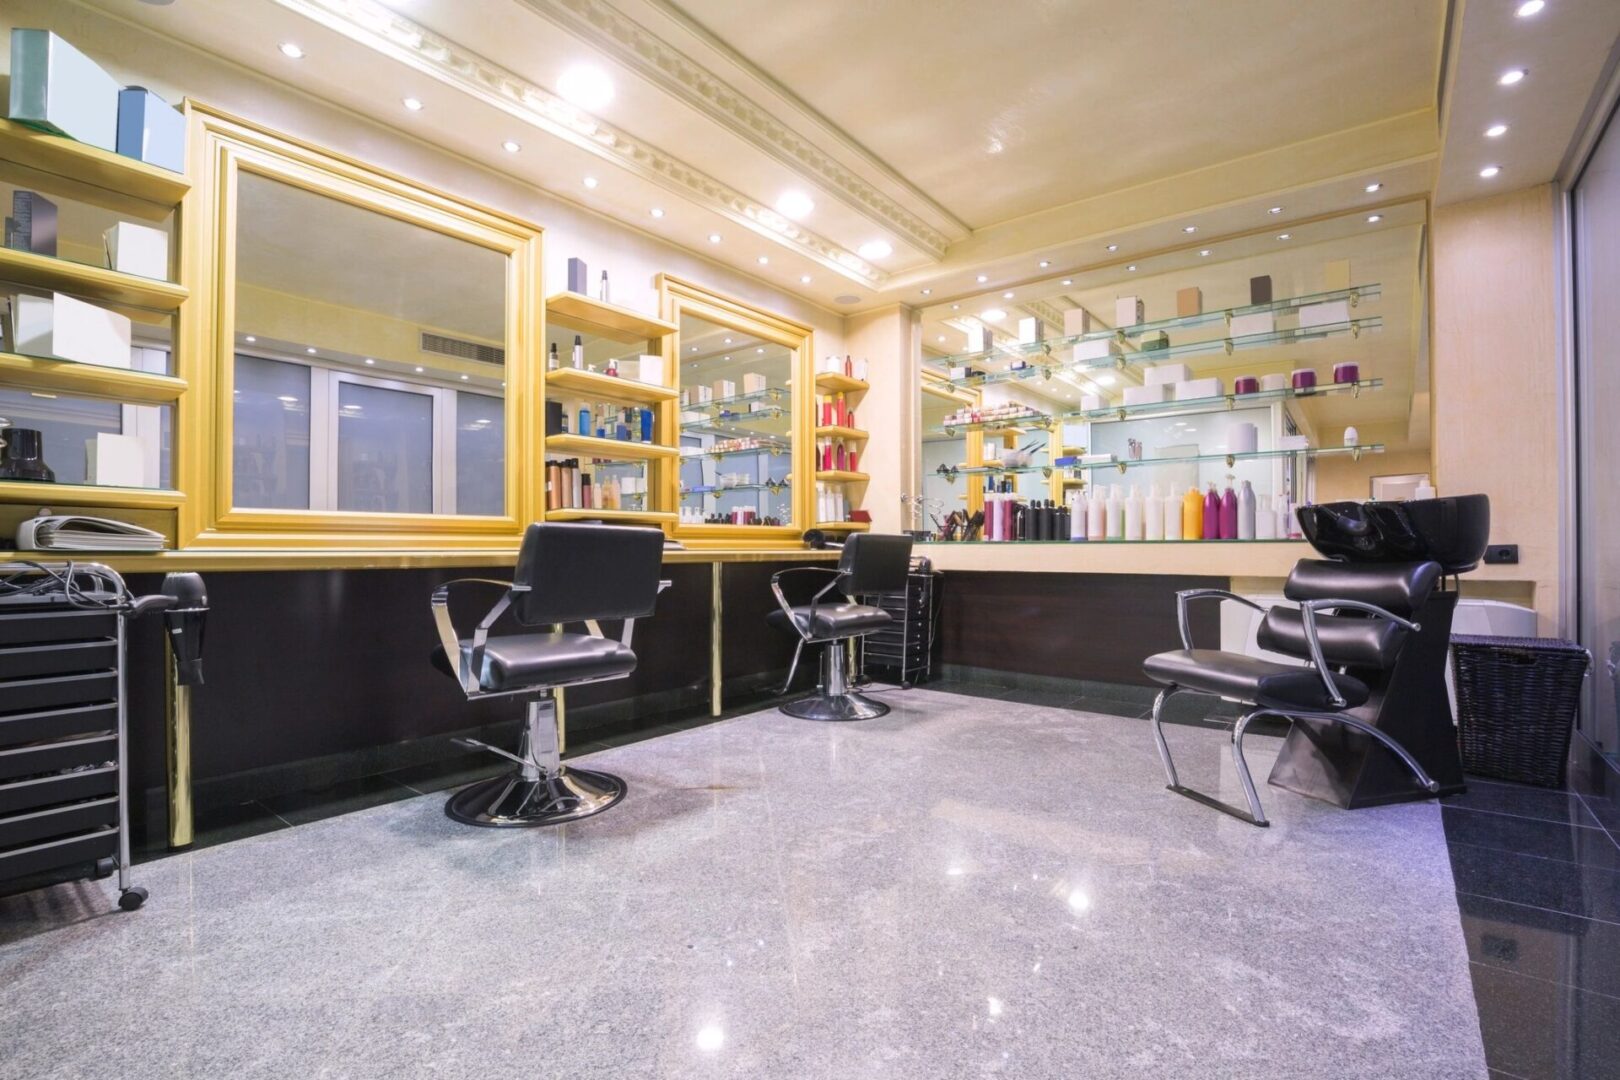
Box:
1452;635;1591;788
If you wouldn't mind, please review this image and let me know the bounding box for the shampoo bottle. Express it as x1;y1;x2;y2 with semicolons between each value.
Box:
572;334;583;369
1145;483;1165;541
1164;486;1183;540
1256;491;1277;539
1182;486;1203;540
1238;479;1257;540
1219;476;1238;540
1106;485;1124;540
1069;490;1088;540
1087;487;1106;540
1203;483;1221;540
1125;485;1144;541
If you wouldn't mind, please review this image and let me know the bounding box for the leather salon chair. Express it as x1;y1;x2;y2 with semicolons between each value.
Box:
1142;558;1447;827
767;532;913;720
430;522;667;827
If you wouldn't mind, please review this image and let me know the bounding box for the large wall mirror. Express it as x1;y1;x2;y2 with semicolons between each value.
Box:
180;107;541;548
659;275;813;543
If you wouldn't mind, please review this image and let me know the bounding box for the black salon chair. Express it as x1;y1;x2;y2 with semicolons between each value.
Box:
430;522;667;827
768;532;913;720
1142;559;1445;827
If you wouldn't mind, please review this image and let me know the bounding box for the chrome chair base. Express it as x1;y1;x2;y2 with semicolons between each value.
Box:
779;637;888;721
446;766;626;827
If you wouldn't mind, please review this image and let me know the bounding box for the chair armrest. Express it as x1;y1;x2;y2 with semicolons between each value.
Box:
1294;599;1420;709
1174;589;1267;650
1301;598;1420;632
769;567;846;641
430;578;513;696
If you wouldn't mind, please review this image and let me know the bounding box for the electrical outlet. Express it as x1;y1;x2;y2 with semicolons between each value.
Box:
1484;544;1519;565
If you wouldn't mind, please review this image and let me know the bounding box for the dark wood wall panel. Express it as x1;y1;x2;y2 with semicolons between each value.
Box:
936;571;1225;685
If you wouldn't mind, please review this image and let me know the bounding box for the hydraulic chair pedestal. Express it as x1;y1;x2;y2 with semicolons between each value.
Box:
1267;590;1467;809
447;693;625;826
782;639;888;721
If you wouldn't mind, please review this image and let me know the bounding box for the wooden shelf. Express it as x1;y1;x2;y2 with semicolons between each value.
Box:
546;507;676;524
0;352;187;405
0;480;185;509
545;366;679;406
0;248;186;311
811;521;870;532
0;117;189;211
815;470;869;483
544;434;679;462
815;425;868;441
546;291;678;344
815;372;869;393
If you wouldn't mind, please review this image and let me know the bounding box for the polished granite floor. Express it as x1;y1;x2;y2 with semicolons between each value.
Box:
0;687;1490;1079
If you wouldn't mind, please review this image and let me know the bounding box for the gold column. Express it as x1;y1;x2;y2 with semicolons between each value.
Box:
164;643;193;848
711;563;723;716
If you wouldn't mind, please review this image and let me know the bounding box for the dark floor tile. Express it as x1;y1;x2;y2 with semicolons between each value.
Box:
1075;694;1154;720
1461;893;1620;1000
1580;790;1620;839
1450;842;1620;924
1444;806;1620;871
1444;779;1601;827
1469;962;1620;1080
927;678;1014;702
383;754;508;796
995;686;1085;709
1143;691;1245;728
258;774;416;826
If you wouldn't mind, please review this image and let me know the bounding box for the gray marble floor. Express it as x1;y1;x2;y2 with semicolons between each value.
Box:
0;689;1486;1079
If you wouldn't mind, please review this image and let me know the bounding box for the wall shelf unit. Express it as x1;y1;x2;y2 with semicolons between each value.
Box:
935;443;1384;482
816;470;869;484
0;480;186;509
543;366;677;406
0;248;186;311
814;372;869;394
0;116;190;212
543;433;679;462
0;352;187;405
546;291;678;342
815;425;868;441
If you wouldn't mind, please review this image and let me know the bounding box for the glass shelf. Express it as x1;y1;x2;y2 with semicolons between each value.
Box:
683;480;790;496
925;283;1381;373
935;317;1382;390
681;387;789;416
681;408;791;439
938;379;1384;434
681;438;792;461
936;443;1383;482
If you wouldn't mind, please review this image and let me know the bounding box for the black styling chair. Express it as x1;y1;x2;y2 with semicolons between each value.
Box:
767;532;914;720
1142;559;1445;827
431;523;668;827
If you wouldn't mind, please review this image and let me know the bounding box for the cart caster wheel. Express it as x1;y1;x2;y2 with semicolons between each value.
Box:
118;887;148;912
94;857;116;879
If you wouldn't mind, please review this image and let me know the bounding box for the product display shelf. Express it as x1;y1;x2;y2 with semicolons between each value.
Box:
683;481;791;496
0;116;190;215
0;247;186;311
926;283;1382;375
815;425;868;441
938;379;1384;435
937;317;1383;391
685;439;792;461
681;412;791;440
0;479;186;509
547;507;676;524
816;470;869;484
545;291;679;343
544;365;678;407
936;443;1383;482
0;351;186;406
682;387;789;416
814;372;869;394
543;433;679;463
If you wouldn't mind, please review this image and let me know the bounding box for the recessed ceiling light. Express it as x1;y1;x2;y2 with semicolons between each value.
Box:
858;240;893;260
920;288;932;295
757;255;769;265
1126;264;1137;271
981;308;1006;322
244;335;256;343
414;366;424;373
1095;374;1116;386
723;355;731;361
1061;279;1072;285
1499;68;1527;86
402;97;424;112
951;304;960;310
1277;233;1292;240
1002;291;1014;300
502;140;521;153
1479;165;1501;179
1516;0;1544;16
708;233;721;244
1365;182;1383;193
1105;244;1119;252
1199;249;1211;256
1182;225;1198;234
278;42;305;59
690;346;698;352
306;347;318;355
775;190;815;220
800;275;812;284
937;334;946;342
460;374;469;381
364;357;375;365
976;275;989;283
582;176;598;189
1038;260;1050;268
1367;214;1383;223
756;347;765;353
1268;206;1284;214
557;64;614;111
1485;124;1509;138
723;337;732;344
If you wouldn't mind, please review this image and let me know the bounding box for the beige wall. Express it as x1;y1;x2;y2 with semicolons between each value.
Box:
1432;184;1563;632
1315;447;1433;504
843;306;919;533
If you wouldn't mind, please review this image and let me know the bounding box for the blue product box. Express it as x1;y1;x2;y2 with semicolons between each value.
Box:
116;87;185;173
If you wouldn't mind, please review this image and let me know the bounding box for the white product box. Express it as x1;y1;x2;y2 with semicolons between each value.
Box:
1259;373;1289;392
1298;299;1350;330
1279;434;1310;451
1115;296;1144;327
1143;362;1191;387
634;354;665;386
681;410;704;425
1229;422;1259;455
742;372;768;394
854;357;869;380
11;292;131;368
1017;316;1043;345
84;432;146;487
1080;393;1104;411
693;386;713;404
1072;339;1121;364
1063;308;1093;337
103;222;168;280
9;30;121;152
712;379;736;400
1229;312;1275;339
965;323;990;352
1174;377;1224;401
1123;383;1168;407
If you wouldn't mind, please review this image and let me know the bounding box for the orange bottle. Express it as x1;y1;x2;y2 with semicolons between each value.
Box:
1181;486;1203;541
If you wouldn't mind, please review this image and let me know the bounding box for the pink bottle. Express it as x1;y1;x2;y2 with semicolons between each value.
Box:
1219;479;1238;540
1202;483;1221;540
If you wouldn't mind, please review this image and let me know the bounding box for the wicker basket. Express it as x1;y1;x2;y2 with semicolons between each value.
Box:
1452;635;1591;788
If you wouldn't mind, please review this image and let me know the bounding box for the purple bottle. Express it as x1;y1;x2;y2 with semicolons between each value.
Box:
1202;483;1221;540
1219;480;1238;540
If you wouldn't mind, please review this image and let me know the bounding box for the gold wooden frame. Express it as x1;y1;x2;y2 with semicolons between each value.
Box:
177;104;542;550
658;274;814;548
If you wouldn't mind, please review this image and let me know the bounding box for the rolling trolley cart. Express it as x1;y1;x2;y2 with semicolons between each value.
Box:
860;556;941;688
0;562;207;911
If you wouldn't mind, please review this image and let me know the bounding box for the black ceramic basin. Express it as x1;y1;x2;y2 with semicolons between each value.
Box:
1296;494;1491;574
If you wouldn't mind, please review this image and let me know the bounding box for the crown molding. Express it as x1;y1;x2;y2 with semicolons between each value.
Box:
518;0;963;258
272;0;889;286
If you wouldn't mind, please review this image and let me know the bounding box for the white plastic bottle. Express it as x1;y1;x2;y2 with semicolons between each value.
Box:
1106;484;1124;540
1069;489;1088;540
1125;484;1144;541
1238;479;1257;540
1087;486;1106;540
1163;484;1182;540
1145;483;1165;541
1256;492;1277;540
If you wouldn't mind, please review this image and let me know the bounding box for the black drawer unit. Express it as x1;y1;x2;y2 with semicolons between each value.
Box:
0;609;117;647
0;639;118;680
860;562;941;687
